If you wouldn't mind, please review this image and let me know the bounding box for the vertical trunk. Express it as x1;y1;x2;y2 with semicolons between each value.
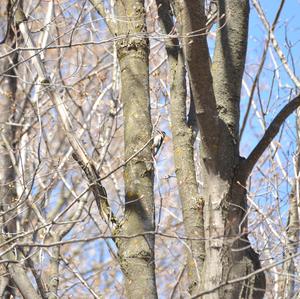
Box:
114;2;157;298
0;1;19;297
0;0;18;236
180;0;219;164
200;2;266;298
156;1;205;294
279;189;299;298
201;169;265;298
0;2;41;298
170;54;204;294
279;114;300;297
181;0;266;297
47;239;60;299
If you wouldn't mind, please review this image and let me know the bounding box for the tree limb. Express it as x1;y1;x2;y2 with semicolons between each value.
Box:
89;0;115;34
156;0;204;294
16;7;117;227
242;94;300;177
240;0;286;139
252;0;300;89
212;0;249;143
180;0;219;164
8;263;42;299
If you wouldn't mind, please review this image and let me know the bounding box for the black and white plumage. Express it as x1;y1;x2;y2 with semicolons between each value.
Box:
152;130;166;156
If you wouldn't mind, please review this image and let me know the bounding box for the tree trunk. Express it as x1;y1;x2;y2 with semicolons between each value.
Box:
201;168;265;298
0;2;20;297
180;0;266;297
279;113;300;297
0;0;18;236
0;2;41;298
156;0;205;294
114;1;157;298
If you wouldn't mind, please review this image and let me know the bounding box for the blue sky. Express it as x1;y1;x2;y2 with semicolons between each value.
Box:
240;0;300;155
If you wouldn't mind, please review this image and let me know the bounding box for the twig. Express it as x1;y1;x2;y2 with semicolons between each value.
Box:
16;7;117;227
62;256;102;299
243;94;300;177
252;0;300;89
191;250;300;298
101;137;153;181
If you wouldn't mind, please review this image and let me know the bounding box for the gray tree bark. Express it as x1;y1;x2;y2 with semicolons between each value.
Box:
74;1;300;298
156;0;205;294
180;0;266;298
113;1;157;298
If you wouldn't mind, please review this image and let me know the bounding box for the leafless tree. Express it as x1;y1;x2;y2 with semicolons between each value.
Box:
0;0;299;298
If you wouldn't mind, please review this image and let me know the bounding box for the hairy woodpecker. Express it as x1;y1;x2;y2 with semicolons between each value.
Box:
152;130;166;156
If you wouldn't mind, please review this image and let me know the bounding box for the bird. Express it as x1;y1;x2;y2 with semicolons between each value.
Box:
152;130;166;156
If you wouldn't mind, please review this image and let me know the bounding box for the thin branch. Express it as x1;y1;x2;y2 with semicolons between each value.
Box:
169;264;186;299
16;7;117;227
242;0;288;140
101;136;153;181
89;0;115;33
271;0;285;31
61;256;102;299
243;94;300;177
240;38;269;139
191;249;300;298
252;0;300;89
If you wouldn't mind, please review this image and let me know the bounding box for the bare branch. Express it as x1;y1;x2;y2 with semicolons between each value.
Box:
16;7;117;227
61;256;102;299
89;0;115;33
252;0;300;89
7;263;42;299
243;94;300;177
239;38;269;139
